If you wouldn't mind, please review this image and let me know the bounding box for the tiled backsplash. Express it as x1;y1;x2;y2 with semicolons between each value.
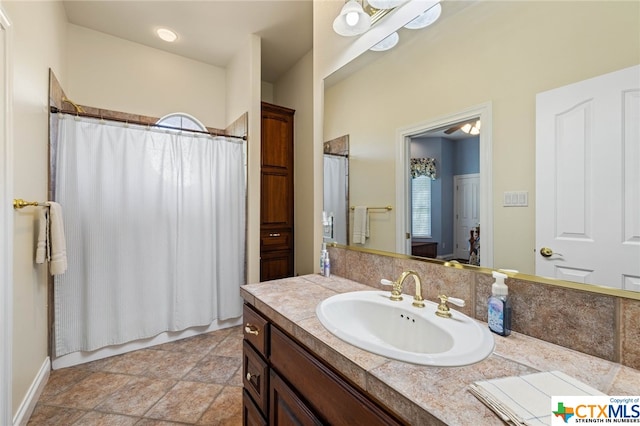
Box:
327;246;640;370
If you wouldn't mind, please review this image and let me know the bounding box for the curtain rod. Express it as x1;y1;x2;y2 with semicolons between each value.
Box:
324;152;349;158
50;106;247;140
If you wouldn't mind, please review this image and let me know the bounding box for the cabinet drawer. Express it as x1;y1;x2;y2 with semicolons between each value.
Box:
243;341;269;416
243;389;267;426
243;304;269;356
260;230;292;250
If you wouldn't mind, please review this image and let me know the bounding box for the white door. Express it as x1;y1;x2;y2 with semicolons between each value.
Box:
0;7;12;424
453;174;479;261
536;65;640;291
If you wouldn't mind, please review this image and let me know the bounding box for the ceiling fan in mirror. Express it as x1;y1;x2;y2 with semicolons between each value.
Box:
444;119;481;136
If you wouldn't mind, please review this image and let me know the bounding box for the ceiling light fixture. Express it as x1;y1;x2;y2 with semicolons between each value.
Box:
404;3;442;30
333;0;372;37
370;31;399;51
367;0;405;9
156;28;178;43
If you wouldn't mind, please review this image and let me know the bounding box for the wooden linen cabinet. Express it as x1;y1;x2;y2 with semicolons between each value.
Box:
260;102;295;281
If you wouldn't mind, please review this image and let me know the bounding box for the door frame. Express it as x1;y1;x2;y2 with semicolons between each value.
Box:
453;173;480;261
0;6;13;424
395;102;493;268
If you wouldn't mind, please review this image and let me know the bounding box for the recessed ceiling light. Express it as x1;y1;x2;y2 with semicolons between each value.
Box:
156;28;178;43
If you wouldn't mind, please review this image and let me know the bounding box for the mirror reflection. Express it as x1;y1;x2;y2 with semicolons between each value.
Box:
322;0;640;291
408;120;479;264
323;135;349;245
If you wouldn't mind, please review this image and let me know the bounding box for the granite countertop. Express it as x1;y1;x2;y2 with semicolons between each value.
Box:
240;274;640;425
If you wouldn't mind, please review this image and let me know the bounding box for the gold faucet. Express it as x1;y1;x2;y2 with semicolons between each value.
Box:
388;270;425;308
435;295;466;318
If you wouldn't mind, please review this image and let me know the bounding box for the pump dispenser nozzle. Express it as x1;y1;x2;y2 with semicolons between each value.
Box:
491;271;508;296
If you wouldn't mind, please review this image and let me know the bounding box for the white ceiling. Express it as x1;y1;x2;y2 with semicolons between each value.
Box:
62;0;314;83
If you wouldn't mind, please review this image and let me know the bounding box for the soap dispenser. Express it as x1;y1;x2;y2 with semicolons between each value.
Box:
320;243;330;277
320;243;327;271
488;271;512;336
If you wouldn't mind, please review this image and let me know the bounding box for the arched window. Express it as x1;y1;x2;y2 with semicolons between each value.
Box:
156;112;206;132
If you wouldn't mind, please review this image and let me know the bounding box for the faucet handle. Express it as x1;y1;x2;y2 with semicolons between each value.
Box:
445;296;465;307
380;278;403;301
435;295;465;318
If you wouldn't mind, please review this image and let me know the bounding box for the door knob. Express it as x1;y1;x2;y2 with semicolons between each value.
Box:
540;247;563;258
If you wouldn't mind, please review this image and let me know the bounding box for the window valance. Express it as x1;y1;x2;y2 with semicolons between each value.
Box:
410;158;437;180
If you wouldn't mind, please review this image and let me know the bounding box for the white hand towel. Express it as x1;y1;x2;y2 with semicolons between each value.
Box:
35;207;48;264
469;371;604;425
47;201;67;275
352;206;369;244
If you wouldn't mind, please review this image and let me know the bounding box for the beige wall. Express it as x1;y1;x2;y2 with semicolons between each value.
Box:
226;34;262;284
274;50;314;275
5;0;67;417
67;24;227;128
261;81;274;103
322;1;640;274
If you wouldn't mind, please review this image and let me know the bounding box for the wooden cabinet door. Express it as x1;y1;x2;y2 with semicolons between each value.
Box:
260;102;295;282
260;251;294;281
270;328;404;426
261;104;293;170
270;370;323;426
260;170;293;228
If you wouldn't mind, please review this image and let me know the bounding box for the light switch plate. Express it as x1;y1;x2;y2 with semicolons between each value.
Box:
503;191;528;207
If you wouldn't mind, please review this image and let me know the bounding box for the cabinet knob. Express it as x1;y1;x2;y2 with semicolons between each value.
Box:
269;233;281;237
244;323;260;336
246;372;257;381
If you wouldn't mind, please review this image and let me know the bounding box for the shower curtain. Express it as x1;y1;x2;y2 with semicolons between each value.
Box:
323;155;347;245
54;115;246;356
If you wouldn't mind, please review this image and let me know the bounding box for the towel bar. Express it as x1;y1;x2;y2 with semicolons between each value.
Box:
350;206;392;211
13;199;46;209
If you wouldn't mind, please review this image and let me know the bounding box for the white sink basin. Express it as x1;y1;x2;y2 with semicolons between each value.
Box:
316;291;495;367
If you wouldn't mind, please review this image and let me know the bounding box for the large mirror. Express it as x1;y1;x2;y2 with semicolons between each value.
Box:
322;0;640;292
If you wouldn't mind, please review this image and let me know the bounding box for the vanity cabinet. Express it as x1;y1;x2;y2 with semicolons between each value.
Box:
411;241;438;258
260;102;295;281
242;303;406;426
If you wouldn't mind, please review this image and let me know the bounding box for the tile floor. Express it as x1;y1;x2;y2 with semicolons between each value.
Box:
28;326;244;425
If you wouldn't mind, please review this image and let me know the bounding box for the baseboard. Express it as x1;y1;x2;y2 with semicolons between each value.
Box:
52;317;243;370
437;253;455;261
13;357;50;426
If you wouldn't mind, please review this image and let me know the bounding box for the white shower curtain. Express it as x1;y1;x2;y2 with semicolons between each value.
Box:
323;155;347;245
54;115;246;356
